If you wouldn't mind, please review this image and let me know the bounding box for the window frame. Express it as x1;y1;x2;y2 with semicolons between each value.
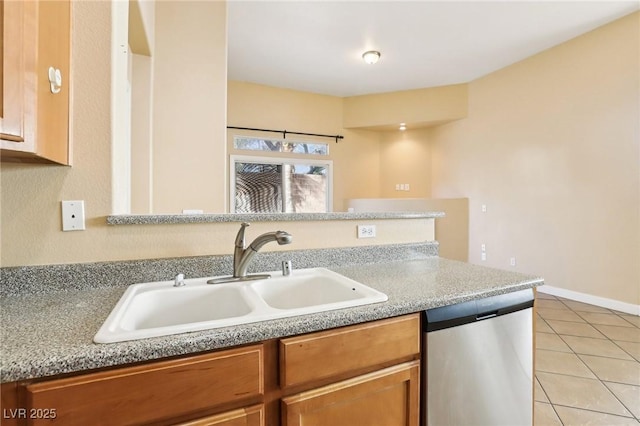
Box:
229;154;334;213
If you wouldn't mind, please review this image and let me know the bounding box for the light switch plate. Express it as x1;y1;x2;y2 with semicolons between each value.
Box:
62;200;86;231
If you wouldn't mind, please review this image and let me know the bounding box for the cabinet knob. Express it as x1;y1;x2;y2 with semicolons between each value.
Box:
48;66;62;94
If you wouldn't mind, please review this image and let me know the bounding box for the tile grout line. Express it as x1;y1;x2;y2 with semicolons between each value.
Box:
601;381;640;422
555;333;636;362
536;365;601;381
550;403;637;421
574;310;638;330
609;339;640;363
535;401;565;426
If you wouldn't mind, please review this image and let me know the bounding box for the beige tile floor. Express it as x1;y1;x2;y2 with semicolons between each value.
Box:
534;292;640;425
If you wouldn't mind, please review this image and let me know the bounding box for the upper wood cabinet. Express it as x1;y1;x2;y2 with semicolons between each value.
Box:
0;0;71;165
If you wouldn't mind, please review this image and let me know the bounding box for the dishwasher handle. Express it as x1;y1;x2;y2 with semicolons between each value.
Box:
476;311;498;321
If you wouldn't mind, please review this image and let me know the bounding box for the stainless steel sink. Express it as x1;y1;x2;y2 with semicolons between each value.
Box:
94;268;387;343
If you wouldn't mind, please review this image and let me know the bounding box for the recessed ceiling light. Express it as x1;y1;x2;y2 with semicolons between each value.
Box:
362;50;381;65
399;125;407;131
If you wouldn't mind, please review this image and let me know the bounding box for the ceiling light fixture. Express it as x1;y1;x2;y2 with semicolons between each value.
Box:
362;50;381;65
399;123;407;131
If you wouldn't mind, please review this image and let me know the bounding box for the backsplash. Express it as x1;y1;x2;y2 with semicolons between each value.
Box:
0;242;438;297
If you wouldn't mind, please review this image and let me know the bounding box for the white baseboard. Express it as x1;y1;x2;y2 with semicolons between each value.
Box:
537;285;640;316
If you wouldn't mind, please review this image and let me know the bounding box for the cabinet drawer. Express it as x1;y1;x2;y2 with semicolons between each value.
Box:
279;314;420;388
25;344;263;425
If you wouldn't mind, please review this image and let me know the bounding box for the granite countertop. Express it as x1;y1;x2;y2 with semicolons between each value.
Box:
0;257;542;383
106;211;444;225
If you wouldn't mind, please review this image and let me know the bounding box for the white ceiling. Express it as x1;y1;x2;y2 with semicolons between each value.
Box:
227;1;639;97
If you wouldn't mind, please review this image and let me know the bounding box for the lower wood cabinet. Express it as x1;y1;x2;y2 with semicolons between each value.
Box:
282;361;420;426
2;314;421;426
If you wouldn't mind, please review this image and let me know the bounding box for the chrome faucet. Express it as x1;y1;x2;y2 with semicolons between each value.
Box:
208;222;293;284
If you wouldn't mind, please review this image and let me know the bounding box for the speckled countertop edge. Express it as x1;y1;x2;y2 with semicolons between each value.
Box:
1;254;543;383
106;211;444;225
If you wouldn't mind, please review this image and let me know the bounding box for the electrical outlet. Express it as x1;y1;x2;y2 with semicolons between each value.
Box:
357;225;376;238
510;257;517;266
481;252;487;261
481;204;487;213
61;200;86;231
405;183;410;191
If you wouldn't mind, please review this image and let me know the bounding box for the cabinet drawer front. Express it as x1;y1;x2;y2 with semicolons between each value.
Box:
282;360;420;426
25;345;263;425
280;314;420;388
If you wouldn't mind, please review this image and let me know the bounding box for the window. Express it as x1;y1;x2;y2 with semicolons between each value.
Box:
233;136;329;156
231;155;332;213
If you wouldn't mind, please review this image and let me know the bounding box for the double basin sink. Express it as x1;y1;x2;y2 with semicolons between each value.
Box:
94;268;388;343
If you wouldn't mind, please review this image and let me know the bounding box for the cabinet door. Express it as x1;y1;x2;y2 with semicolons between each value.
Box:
0;0;29;143
176;404;264;426
282;360;420;426
0;382;19;426
1;0;70;164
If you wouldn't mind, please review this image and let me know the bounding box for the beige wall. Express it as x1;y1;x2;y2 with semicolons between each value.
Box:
343;84;468;129
380;129;431;199
346;197;469;262
151;1;227;214
429;13;640;305
0;2;430;268
423;198;469;263
227;81;382;212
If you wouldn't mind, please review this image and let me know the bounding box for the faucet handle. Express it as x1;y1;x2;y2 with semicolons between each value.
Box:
174;273;185;287
234;223;250;273
235;222;250;248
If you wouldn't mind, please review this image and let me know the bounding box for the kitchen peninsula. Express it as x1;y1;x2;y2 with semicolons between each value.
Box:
1;231;542;425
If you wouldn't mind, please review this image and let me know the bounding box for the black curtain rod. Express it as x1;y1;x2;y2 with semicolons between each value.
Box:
227;126;344;143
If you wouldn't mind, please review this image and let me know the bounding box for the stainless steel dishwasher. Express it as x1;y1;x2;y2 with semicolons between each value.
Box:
423;289;534;426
